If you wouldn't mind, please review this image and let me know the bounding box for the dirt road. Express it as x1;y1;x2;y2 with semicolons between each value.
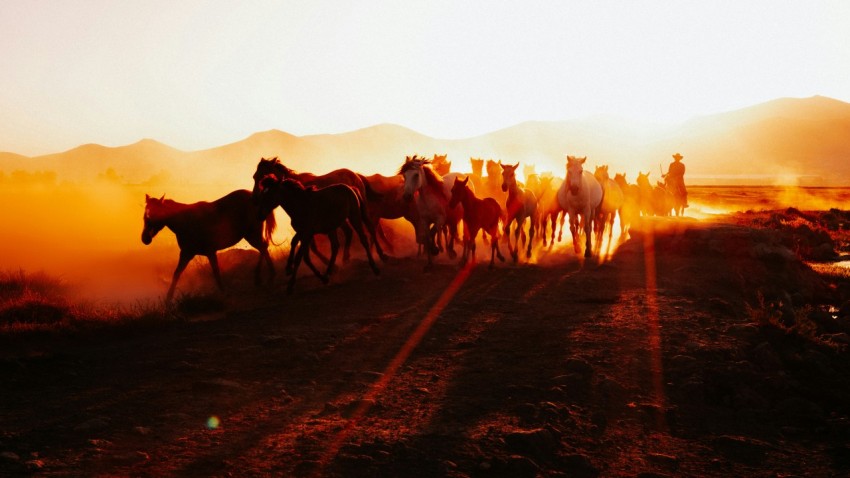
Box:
2;217;850;477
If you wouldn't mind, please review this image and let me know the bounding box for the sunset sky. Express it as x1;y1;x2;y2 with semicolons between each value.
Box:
1;0;848;156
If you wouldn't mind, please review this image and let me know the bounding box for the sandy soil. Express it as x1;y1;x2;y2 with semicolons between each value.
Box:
2;212;850;477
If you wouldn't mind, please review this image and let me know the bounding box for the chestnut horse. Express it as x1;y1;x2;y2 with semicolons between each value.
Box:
256;178;379;293
141;190;276;302
449;176;505;268
500;162;538;262
593;165;625;243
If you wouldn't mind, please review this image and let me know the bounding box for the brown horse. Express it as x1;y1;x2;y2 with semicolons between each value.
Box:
141;190;276;302
613;173;640;237
469;157;485;193
256;178;379;293
500;162;538;262
536;174;566;247
432;153;452;176
449;176;505;268
358;172;420;253
251;157;386;267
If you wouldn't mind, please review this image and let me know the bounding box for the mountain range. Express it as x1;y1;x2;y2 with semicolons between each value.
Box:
2;95;849;187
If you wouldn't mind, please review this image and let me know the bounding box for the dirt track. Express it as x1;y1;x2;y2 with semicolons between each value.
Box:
2;217;850;477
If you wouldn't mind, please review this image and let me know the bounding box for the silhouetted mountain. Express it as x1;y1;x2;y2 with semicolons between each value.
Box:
1;96;848;186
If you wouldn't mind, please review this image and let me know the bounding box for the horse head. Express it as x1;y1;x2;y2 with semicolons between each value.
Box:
613;172;628;189
500;162;519;192
252;157;286;198
448;176;470;209
470;158;484;177
523;163;536;179
432;154;451;175
399;155;430;202
141;194;167;245
636;171;651;189
594;165;609;183
566;156;587;195
485;159;501;179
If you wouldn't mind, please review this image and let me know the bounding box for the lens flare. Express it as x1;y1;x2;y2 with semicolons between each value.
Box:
206;416;221;429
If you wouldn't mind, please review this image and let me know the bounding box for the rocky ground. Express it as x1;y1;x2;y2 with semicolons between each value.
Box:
2;210;850;477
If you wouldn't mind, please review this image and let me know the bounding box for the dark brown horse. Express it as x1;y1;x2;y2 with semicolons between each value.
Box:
251;157;386;268
141;190;276;302
256;178;379;293
449;176;505;268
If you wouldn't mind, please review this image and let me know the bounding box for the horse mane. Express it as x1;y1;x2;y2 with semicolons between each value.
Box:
398;155;430;175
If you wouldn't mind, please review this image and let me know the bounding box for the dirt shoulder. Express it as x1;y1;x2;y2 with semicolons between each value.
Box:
2;215;850;477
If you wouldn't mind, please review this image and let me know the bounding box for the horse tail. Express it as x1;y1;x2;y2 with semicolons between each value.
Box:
263;210;281;246
354;188;374;230
358;174;383;203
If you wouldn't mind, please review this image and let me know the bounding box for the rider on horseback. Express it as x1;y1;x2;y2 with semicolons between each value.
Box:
664;152;688;208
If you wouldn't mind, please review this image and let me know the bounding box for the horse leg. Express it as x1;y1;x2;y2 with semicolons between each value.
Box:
584;212;594;258
247;232;275;286
166;251;193;303
527;214;535;259
490;224;505;264
425;224;439;271
374;218;395;254
350;215;380;276
340;223;353;263
570;215;580;254
324;231;340;280
286;234;301;276
558;211;566;243
301;236;329;285
254;245;275;286
207;253;224;291
287;239;308;294
447;221;458;259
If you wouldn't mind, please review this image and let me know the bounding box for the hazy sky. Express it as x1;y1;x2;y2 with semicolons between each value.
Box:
1;0;848;156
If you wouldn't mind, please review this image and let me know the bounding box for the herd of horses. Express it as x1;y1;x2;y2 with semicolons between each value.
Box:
141;154;688;301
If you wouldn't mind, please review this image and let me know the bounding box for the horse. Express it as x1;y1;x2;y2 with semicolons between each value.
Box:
358;172;420;253
500;162;538;262
664;175;687;217
432;153;452;176
613;173;640;237
557;156;603;258
400;155;448;270
593;165;625;243
523;163;543;202
469;157;485;192
141;190;276;302
251;157;386;269
653;181;675;217
255;177;379;293
537;174;566;247
636;172;655;217
449;176;505;269
483;159;507;204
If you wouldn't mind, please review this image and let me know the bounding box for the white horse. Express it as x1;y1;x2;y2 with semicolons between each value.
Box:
593;165;625;243
557;156;603;258
400;155;448;269
500;162;538;262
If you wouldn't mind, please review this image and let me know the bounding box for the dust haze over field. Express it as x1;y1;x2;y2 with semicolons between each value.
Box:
2;95;850;304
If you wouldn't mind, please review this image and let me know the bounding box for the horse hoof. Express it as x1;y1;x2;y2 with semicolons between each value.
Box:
584;251;592;258
320;275;330;285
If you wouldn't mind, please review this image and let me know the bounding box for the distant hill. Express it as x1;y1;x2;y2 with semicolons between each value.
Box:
1;96;849;186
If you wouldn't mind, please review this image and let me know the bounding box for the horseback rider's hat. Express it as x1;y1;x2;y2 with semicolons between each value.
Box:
672;153;683;161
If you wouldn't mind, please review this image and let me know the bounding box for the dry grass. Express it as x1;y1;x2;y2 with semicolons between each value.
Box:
0;269;172;334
